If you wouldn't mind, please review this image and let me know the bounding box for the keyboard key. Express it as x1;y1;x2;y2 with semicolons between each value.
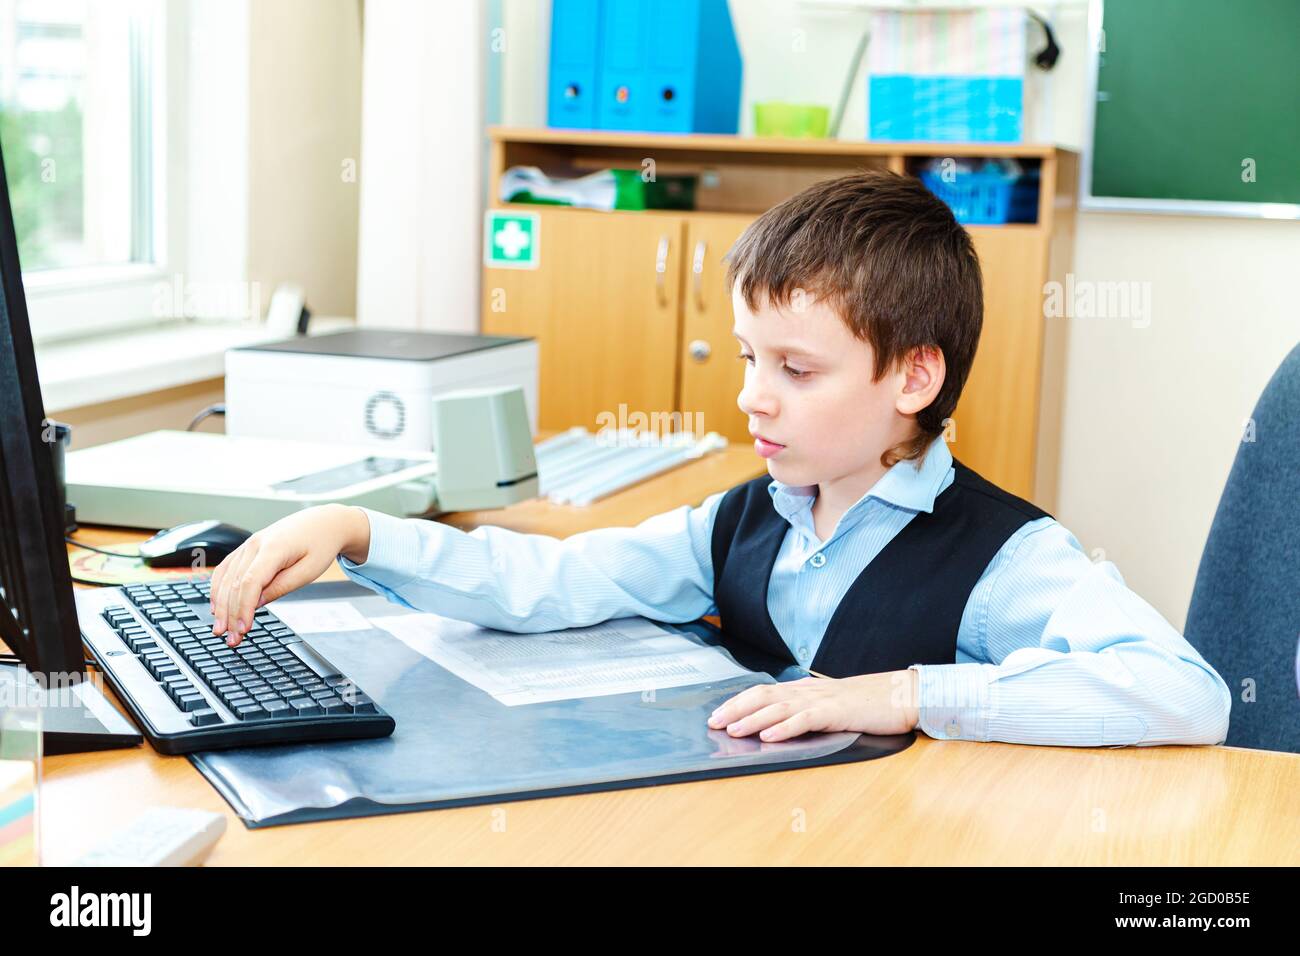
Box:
190;708;221;727
232;703;265;720
287;697;322;717
261;700;292;718
348;695;378;714
177;694;206;712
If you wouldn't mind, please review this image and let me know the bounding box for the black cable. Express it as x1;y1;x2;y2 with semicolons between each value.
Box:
1028;11;1061;71
186;403;226;431
65;537;141;560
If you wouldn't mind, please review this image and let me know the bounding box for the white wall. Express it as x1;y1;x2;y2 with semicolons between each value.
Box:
1059;215;1300;629
491;0;1299;630
247;0;363;319
356;0;485;332
181;0;363;320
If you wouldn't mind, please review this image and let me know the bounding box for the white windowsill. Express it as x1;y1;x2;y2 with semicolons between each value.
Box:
38;316;356;414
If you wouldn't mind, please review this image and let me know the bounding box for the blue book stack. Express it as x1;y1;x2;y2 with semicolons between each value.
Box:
548;0;742;134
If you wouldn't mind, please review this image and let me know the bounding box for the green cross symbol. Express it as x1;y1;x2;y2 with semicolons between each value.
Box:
484;211;540;269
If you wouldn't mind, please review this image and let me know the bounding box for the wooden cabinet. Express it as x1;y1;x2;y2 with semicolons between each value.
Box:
949;226;1053;495
678;214;755;443
483;209;685;432
483;128;1074;509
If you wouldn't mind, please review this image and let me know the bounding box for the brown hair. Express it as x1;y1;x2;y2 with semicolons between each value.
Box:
725;169;983;467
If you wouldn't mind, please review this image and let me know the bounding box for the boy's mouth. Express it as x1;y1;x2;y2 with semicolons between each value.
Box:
751;433;785;459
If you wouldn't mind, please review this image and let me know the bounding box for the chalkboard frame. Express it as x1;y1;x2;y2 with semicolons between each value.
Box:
1080;0;1300;220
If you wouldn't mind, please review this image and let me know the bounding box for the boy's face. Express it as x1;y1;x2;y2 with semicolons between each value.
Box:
731;287;934;490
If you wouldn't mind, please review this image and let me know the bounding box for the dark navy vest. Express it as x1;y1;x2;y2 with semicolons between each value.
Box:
709;460;1051;678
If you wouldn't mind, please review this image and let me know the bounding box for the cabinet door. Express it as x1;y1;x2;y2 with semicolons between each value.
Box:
482;209;685;432
677;215;755;443
950;227;1049;499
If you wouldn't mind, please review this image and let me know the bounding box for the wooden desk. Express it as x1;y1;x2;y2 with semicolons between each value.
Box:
40;444;1300;865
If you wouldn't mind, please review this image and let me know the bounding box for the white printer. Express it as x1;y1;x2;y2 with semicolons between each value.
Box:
224;328;539;450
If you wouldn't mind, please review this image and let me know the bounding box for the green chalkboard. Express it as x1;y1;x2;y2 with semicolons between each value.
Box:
1088;0;1300;212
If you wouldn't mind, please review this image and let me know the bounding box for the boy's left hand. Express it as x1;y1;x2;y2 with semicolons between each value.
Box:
707;670;920;741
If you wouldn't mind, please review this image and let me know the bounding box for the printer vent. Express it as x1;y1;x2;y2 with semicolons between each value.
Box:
363;390;407;440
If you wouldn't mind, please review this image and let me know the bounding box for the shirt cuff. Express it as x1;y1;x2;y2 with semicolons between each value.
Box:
909;663;996;741
335;507;427;591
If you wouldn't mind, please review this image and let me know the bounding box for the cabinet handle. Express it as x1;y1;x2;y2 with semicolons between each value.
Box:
692;240;707;311
655;235;670;307
688;339;712;363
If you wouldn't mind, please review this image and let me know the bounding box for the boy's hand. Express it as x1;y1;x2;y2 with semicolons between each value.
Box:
707;670;920;741
208;504;371;646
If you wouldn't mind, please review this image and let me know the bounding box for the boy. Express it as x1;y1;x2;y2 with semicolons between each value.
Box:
208;171;1231;748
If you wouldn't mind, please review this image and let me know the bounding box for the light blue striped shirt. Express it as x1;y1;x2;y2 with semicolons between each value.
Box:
339;435;1231;748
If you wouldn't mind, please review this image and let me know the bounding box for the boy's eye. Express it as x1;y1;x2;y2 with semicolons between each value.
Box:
736;352;809;378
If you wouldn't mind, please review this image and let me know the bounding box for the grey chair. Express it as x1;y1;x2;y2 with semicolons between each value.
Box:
1185;342;1300;753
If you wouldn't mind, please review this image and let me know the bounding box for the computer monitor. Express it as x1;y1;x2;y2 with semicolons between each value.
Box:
0;135;86;678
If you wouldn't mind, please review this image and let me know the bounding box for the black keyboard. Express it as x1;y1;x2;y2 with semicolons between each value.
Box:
80;580;394;755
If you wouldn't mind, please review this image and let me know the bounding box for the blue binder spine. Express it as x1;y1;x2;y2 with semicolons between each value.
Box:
557;0;741;134
547;0;602;130
691;0;742;134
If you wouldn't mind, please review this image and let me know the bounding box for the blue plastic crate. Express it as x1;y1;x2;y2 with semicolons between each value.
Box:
919;167;1039;225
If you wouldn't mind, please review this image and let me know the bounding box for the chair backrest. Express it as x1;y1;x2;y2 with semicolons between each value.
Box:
1185;342;1300;753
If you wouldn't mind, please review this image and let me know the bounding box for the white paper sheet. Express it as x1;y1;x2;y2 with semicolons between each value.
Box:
370;613;753;706
268;599;373;635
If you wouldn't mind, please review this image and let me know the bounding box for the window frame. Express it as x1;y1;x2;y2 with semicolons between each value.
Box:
22;0;184;345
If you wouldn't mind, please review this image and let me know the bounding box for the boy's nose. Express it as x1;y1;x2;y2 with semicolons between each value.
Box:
737;377;776;419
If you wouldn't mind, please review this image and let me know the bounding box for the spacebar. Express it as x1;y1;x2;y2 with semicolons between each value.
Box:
285;641;345;682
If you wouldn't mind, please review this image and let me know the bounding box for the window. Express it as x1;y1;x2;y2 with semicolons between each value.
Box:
0;0;167;341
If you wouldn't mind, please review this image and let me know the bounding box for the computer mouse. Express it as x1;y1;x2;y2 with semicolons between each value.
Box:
139;519;252;569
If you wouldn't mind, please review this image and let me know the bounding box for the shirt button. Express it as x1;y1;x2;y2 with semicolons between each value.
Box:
809;552;827;568
797;646;808;659
946;721;961;738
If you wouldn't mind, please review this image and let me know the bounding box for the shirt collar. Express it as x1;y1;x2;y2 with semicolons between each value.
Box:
766;434;953;526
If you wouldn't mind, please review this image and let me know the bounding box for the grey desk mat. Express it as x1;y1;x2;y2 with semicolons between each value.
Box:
190;582;914;828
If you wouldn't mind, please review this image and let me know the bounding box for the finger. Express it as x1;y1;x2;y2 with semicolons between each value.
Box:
208;551;235;615
233;550;293;630
209;545;252;635
220;542;262;643
707;683;779;729
723;699;797;738
756;708;817;743
227;546;275;643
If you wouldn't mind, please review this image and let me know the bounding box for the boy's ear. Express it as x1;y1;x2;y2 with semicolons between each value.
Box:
895;346;945;416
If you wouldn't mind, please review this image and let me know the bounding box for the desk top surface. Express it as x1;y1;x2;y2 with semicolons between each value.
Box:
42;441;1300;865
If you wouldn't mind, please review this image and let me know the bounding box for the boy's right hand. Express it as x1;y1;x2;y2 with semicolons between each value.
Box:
208;504;371;646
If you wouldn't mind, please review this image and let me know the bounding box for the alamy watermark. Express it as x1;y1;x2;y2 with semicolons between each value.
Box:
595;404;705;446
1042;274;1151;328
152;273;262;321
